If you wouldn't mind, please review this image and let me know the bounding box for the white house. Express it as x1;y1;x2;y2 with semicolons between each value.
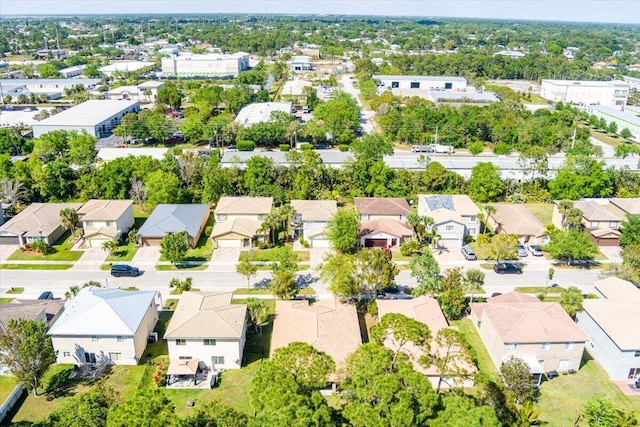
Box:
417;194;481;248
290;199;337;248
576;277;640;381
48;287;160;365
210;197;273;248
540;79;629;110
77;199;134;248
164;292;247;373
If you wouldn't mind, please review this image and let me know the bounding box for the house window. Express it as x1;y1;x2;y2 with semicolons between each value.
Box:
629;368;640;379
91;336;99;342
84;353;97;364
258;214;266;220
179;356;192;360
507;343;517;350
610;221;618;228
590;221;599;228
211;356;225;365
204;339;217;346
63;352;71;357
469;216;477;223
175;339;186;346
117;336;125;342
391;81;399;88
86;221;94;227
109;352;121;361
445;225;454;231
634;351;640;357
361;214;370;221
565;342;574;350
541;343;551;350
410;82;420;89
217;214;227;221
468;228;476;235
107;221;115;227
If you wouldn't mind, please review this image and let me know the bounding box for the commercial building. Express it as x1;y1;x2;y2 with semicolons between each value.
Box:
58;65;87;78
0;78;100;103
540;79;629;109
290;56;313;71
234;102;293;126
161;52;250;78
587;105;640;141
373;75;467;91
623;76;640;91
99;61;155;77
105;80;164;103
32;100;140;138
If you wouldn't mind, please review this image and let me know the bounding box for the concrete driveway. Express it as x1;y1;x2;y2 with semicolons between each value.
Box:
0;244;18;262
131;246;161;267
72;248;108;271
599;246;622;263
207;248;241;272
308;247;332;269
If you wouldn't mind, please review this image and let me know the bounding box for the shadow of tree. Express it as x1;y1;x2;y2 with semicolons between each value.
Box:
44;368;77;399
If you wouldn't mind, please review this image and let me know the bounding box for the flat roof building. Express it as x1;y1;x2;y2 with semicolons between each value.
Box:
373;75;467;91
540;79;629;110
588;105;640;141
32;100;140;138
99;61;155;77
161;52;249;78
234;102;293;126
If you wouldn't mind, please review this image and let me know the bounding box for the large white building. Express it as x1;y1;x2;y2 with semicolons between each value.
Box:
587;105;640;141
161;52;250;78
234;102;293;126
373;75;467;91
99;61;155;77
540;79;629;109
32;100;140;138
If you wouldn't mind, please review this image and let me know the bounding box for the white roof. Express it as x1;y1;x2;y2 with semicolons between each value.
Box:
48;287;157;337
542;79;629;88
234;102;293;126
373;75;466;82
99;61;154;72
34;100;139;127
97;147;169;161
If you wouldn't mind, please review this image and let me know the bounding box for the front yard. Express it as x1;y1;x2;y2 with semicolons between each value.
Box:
7;231;83;262
239;245;310;262
104;241;139;262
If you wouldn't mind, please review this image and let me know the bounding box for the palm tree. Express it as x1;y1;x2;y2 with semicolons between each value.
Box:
101;239;119;256
558;200;583;229
262;209;283;245
278;204;296;241
514;403;542;427
483;204;496;233
59;208;79;237
0;178;27;208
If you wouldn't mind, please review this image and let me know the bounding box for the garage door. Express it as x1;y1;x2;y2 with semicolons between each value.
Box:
365;238;387;248
140;237;163;246
310;237;331;248
437;238;462;249
217;238;241;248
88;237;110;248
0;236;19;245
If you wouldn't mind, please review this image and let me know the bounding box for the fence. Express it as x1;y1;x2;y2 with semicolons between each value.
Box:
0;382;24;424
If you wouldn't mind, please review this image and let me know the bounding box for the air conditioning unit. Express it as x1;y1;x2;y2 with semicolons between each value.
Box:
147;332;158;344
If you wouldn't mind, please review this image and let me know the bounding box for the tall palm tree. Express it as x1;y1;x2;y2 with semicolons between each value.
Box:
558;200;583;229
278;204;296;241
59;208;79;237
483;204;496;234
0;178;27;208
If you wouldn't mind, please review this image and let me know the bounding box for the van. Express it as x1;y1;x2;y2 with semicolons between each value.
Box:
461;246;477;261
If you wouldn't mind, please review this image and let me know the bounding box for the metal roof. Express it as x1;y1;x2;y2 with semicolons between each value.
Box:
34;100;139;127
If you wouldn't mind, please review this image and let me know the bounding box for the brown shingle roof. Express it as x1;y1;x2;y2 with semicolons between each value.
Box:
360;218;413;238
214;197;273;215
609;198;640;215
354;198;410;216
164;292;247;339
574;200;622;222
77;199;132;221
489;204;545;237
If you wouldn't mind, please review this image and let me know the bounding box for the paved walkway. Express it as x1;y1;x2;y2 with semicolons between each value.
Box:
71;248;108;271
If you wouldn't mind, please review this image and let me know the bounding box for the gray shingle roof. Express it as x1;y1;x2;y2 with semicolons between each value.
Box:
137;204;209;239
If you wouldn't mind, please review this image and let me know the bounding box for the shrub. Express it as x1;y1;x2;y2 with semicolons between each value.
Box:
493;143;513;155
467;141;484;156
299;143;313;151
400;240;421;256
279;144;290;152
204;225;213;236
237;140;255;151
299;237;310;248
339;144;349;152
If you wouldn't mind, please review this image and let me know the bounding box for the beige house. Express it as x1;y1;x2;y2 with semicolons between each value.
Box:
417;194;481;248
359;217;413;248
354;197;411;222
0;203;82;246
470;292;587;376
552;200;623;246
486;204;547;244
211;197;273;248
290;200;337;248
378;296;476;389
271;299;361;370
48;287;160;366
164;292;247;375
77;200;134;248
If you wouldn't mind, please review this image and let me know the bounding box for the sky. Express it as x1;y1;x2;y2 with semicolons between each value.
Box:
0;0;639;24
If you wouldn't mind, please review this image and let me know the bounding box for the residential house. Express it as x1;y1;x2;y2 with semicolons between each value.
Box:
469;292;587;381
271;299;361;370
552;200;623;246
378;296;476;389
417;194;481;248
0;203;83;245
164;292;247;374
137;204;210;248
486;204;548;244
48;287;160;365
354;198;412;248
576;277;640;381
290;200;337;248
77;200;134;248
609;198;640;217
210;197;273;248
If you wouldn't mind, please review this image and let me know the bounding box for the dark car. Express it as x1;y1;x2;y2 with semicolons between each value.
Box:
461;245;477;261
38;291;54;300
166;135;184;143
110;264;140;277
493;262;523;274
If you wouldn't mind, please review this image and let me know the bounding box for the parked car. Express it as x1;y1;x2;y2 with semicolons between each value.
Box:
517;243;528;257
38;291;53;300
110;264;140;277
528;245;543;256
493;262;523;274
461;245;477;260
166;135;184;143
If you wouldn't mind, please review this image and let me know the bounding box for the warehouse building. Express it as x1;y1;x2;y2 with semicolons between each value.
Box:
32;100;140;138
588;105;640;141
540;79;629;109
373;75;467;91
234;102;293;126
161;52;250;78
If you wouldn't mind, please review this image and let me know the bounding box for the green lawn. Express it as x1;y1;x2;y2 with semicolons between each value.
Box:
0;264;73;270
6;287;24;294
239;246;310;262
140;311;172;365
537;353;640;425
514;286;566;294
0;375;19;402
0;298;14;304
156;264;208;271
524;203;554;225
451;318;498;380
158;232;214;263
105;242;139;262
588;127;624;147
391;252;413;261
467;242;493;260
7;231;83;261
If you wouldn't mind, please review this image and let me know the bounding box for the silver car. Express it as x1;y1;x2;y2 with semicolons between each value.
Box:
528;245;543;256
517;243;527;257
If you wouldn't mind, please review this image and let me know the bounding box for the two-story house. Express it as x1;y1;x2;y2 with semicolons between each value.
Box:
552;199;623;246
77;200;134;248
48;287;160;366
210;197;273;248
164;292;247;375
290;200;337;248
576;277;640;381
470;292;587;382
354;198;413;248
417;194;480;249
137;204;210;248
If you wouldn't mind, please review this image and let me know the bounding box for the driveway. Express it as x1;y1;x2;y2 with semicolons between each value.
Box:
308;247;332;269
0;244;18;262
207;247;241;272
131;246;161;267
599;246;622;263
71;248;108;271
